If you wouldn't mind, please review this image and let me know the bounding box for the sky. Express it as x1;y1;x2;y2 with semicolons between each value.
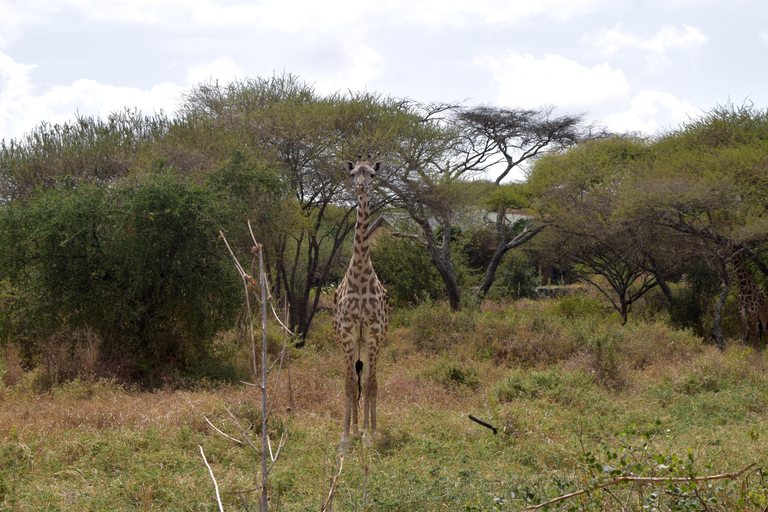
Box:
1;0;767;181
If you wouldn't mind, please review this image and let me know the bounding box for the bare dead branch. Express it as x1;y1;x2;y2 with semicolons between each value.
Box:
224;406;262;456
522;463;758;511
204;414;246;446
220;230;259;376
468;414;498;434
320;455;345;512
266;431;289;475
391;231;429;246
199;445;225;512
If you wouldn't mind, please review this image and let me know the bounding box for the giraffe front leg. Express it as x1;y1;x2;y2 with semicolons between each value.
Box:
739;310;748;344
340;358;358;455
362;350;379;444
361;369;378;448
753;318;762;348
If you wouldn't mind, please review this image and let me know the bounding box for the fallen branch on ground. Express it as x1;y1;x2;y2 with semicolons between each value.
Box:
522;463;759;511
468;414;498;434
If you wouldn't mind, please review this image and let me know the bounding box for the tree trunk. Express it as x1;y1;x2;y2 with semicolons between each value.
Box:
619;296;630;325
429;223;462;311
432;254;462;311
477;245;506;300
476;213;546;300
647;255;674;303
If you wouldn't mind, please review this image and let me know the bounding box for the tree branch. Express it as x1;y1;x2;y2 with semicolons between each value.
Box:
199;445;225;512
522;463;758;511
391;231;429;247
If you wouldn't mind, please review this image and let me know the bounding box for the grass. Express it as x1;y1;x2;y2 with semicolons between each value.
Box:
1;297;767;511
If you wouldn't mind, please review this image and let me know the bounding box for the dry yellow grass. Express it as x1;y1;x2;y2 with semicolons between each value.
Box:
0;299;766;510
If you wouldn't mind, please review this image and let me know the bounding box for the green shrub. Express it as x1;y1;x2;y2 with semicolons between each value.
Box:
494;250;542;300
408;302;476;351
551;293;606;319
495;367;594;403
422;357;480;390
0;174;241;381
371;235;445;307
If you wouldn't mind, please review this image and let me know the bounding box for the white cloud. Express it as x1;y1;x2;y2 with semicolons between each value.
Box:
585;24;639;54
44;0;369;32
644;24;707;52
0;50;183;142
477;52;631;110
39;79;183;117
761;31;768;43
585;23;707;73
2;0;608;38
0;51;41;141
187;56;244;86
0;0;65;48
600;90;698;134
314;44;386;95
393;0;607;25
586;23;707;54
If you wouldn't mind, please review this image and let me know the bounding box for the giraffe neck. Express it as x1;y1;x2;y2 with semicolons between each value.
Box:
347;192;372;284
734;252;758;291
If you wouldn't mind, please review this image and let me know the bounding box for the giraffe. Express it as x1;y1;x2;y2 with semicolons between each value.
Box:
732;249;768;346
333;155;389;454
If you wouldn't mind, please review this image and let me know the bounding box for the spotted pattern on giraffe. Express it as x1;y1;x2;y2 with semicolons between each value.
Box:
733;249;768;347
333;156;389;454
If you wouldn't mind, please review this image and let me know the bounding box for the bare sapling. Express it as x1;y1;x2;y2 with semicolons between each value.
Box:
200;224;292;511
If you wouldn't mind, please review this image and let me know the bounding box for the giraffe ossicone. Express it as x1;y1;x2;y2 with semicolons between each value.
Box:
333;156;389;455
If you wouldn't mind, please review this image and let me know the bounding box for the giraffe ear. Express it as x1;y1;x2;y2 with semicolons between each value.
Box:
343;161;355;172
373;161;382;172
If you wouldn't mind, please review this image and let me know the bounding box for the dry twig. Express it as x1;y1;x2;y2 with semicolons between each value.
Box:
204;413;246;446
468;414;498;434
199;445;225;512
522;463;758;511
321;455;345;512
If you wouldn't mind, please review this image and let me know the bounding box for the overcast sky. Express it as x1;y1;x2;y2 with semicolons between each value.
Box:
2;0;767;180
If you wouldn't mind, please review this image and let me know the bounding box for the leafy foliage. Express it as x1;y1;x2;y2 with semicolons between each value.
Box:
0;174;240;379
0;109;171;204
371;235;444;307
493;249;542;300
511;422;767;511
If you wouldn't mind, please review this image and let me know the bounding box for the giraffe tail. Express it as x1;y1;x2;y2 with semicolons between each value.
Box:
355;359;364;404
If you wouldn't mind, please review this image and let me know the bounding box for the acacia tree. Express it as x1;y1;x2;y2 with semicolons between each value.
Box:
179;76;450;336
365;105;589;311
0;109;171;204
377;103;481;311
623;103;768;341
528;135;662;323
456;106;591;299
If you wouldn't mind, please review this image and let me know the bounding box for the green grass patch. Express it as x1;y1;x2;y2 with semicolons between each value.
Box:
1;298;767;510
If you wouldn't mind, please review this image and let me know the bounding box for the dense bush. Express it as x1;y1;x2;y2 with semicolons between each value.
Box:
371;235;445;307
0;174;241;380
668;258;721;336
494;250;542;299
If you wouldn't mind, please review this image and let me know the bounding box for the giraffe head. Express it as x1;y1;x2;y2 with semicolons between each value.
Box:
343;155;381;195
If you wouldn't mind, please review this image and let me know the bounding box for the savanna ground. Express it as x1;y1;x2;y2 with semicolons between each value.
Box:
1;294;768;511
